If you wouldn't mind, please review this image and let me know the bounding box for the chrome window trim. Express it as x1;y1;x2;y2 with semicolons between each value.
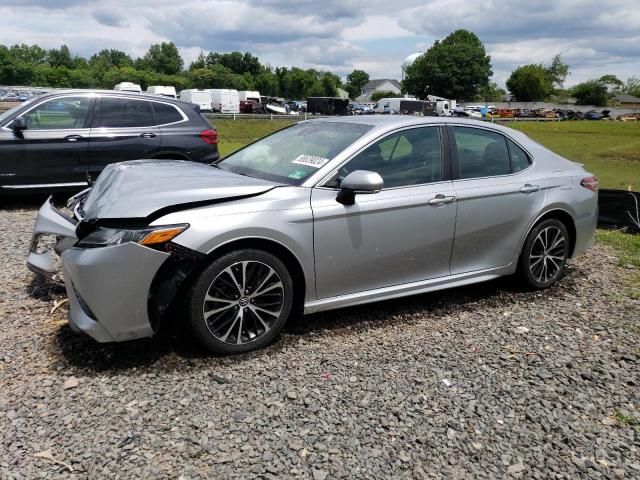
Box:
148;100;189;126
311;124;446;191
2;181;88;189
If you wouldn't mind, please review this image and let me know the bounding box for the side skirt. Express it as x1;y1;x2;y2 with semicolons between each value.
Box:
303;264;515;315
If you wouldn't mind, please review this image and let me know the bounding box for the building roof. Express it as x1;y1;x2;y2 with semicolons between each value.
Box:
362;79;402;90
614;93;640;103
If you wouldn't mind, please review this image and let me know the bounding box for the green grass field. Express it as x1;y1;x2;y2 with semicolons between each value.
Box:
507;121;640;191
212;117;640;278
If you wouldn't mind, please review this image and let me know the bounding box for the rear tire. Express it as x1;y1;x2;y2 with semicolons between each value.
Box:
518;218;569;290
187;249;293;355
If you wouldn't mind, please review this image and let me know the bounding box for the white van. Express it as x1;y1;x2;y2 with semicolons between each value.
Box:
179;89;212;111
114;82;142;93
372;97;402;114
146;85;177;98
207;89;240;113
238;90;261;103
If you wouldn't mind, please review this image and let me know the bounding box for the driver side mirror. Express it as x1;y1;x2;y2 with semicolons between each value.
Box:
11;116;27;133
336;170;383;206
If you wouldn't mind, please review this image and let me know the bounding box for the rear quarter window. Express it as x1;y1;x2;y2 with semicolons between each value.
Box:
508;139;532;172
152;102;184;125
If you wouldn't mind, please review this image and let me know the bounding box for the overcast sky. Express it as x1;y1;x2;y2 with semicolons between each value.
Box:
1;0;638;86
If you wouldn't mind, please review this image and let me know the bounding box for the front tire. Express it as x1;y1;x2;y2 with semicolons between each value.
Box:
188;250;294;355
518;219;569;290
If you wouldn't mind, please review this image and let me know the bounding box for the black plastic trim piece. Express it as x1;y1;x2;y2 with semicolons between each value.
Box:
147;242;206;332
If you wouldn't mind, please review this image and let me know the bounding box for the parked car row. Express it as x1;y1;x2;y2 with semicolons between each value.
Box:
461;106;632;121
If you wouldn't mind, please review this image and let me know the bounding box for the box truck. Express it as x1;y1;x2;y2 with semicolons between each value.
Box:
179;89;212;111
146;86;177;98
207;89;240;113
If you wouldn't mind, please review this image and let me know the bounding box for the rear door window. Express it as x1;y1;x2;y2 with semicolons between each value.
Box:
152;102;184;125
452;127;511;179
92;97;155;128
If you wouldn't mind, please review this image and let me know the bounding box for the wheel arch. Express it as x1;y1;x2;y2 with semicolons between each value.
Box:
204;237;307;315
523;208;577;258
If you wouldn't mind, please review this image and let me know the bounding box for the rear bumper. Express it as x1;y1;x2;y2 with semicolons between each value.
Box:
61;243;169;342
572;210;598;258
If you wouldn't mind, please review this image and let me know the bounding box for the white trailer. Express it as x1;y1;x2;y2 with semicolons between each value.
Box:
238;90;261;103
179;89;212;111
207;89;240;113
146;85;177;98
114;82;142;93
426;95;457;116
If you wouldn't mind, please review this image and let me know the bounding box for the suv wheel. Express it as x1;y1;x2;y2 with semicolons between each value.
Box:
518;218;569;289
188;250;294;355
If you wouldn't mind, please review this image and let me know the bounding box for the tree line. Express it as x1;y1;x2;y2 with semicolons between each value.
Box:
401;29;639;106
0;42;357;100
2;35;637;106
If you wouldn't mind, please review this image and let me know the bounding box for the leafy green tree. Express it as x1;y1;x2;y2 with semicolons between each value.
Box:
547;54;569;89
571;80;608;106
598;74;623;94
48;45;73;69
141;42;183;75
189;52;207;71
254;71;279;96
402;29;492;101
622;76;640;98
205;51;261;76
345;69;369;99
90;49;133;69
9;44;48;64
475;81;506;102
370;90;402;102
506;64;553;101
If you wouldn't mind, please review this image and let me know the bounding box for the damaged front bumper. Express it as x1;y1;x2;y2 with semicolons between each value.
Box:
27;197;203;343
62;242;169;342
26;197;78;277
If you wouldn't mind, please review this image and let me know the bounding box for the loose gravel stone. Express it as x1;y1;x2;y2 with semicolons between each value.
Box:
0;199;638;479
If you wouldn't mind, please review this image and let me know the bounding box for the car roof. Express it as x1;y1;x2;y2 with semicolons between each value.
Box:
309;115;521;136
33;89;192;107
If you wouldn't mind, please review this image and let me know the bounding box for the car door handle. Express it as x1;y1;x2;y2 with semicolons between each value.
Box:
428;194;456;206
64;135;84;142
140;132;157;138
520;184;540;194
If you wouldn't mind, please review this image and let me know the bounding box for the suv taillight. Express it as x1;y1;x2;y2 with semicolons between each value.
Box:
200;129;218;145
580;176;598;191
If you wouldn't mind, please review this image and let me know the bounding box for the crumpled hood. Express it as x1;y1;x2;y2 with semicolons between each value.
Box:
81;160;279;220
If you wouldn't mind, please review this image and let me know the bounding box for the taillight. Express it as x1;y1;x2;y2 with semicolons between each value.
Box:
200;129;218;145
580;176;598;191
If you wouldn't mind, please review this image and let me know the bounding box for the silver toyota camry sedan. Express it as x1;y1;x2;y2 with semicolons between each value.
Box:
27;117;598;354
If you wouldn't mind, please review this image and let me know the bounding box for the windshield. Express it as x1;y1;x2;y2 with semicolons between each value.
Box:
218;121;372;185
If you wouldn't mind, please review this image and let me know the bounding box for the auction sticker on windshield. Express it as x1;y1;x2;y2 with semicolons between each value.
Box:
292;154;330;168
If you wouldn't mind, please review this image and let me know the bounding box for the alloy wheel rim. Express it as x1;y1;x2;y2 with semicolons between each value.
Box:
202;261;284;345
529;226;566;283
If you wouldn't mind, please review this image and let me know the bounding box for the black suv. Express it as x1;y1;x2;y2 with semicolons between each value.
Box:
0;90;219;192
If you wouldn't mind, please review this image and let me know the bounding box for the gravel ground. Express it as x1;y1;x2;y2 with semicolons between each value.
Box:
1;201;639;479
